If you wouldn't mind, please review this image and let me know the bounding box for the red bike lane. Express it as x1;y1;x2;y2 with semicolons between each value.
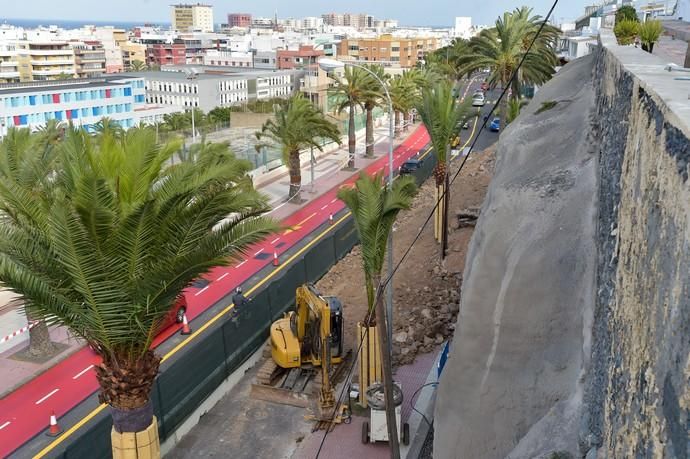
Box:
0;126;430;458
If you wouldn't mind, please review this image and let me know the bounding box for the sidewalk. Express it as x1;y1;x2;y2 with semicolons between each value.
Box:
0;119;423;400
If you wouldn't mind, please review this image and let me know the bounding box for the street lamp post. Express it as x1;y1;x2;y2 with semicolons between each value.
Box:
319;57;400;459
185;69;198;143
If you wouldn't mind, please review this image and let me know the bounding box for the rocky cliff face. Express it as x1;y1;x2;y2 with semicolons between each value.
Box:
582;32;690;459
434;30;689;459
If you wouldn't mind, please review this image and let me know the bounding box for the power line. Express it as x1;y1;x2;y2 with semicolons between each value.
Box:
314;1;560;455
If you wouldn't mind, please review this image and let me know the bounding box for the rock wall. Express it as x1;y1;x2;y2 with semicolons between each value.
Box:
434;30;690;459
581;31;690;459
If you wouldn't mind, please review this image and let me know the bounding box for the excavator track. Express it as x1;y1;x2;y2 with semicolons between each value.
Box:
255;358;279;386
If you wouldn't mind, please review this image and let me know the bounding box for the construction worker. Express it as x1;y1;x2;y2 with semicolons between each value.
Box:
231;287;250;320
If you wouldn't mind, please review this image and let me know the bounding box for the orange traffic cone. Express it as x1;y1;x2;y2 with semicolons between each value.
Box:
329;213;334;225
180;314;192;335
46;411;62;437
273;251;280;266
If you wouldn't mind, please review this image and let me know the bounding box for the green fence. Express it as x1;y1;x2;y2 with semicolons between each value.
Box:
40;142;436;459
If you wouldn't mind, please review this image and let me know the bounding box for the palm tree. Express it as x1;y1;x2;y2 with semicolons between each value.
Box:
0;125;277;453
361;65;388;158
330;66;378;168
256;94;341;199
389;75;418;137
416;81;473;259
337;172;417;459
162;112;190;133
130;60;148;72
455;7;558;119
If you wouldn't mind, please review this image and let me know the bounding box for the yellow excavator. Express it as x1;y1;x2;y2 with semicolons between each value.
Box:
253;284;345;413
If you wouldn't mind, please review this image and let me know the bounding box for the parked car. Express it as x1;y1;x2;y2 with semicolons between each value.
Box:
490;117;501;132
472;92;486;107
160;295;188;330
399;159;423;175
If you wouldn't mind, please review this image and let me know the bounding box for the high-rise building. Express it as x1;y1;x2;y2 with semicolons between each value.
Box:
0;45;20;84
171;4;214;33
322;12;381;30
227;13;252;28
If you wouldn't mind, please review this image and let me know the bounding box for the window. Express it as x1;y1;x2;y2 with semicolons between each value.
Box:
392;47;400;52
349;45;358;51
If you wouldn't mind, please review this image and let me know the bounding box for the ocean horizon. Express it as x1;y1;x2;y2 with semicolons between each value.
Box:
0;18;170;30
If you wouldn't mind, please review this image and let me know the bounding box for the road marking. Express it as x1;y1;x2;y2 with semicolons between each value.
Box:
72;365;94;380
254;248;264;256
330;198;337;204
32;137;434;459
194;286;209;297
216;273;228;281
320;205;328;210
297;212;316;226
0;421;10;431
35;389;59;405
270;237;281;244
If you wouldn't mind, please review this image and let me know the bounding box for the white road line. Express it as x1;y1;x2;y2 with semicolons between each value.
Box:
320;205;328;210
194;286;209;297
72;364;94;380
254;248;264;256
330;198;337;204
0;421;10;430
271;237;281;244
216;273;228;281
236;260;247;268
35;389;59;405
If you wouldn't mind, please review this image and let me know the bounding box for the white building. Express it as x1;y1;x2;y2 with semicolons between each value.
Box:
454;17;472;39
171;3;214;33
301;17;324;30
203;50;253;68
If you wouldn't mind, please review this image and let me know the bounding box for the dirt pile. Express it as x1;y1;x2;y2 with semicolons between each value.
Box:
315;147;496;368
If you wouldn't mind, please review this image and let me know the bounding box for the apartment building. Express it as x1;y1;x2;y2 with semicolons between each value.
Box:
72;41;106;78
253;51;277;70
146;43;186;67
0;45;20;84
322;13;374;29
121;42;147;70
93;28;126;73
276;45;325;70
171;3;214;33
227;13;252;28
16;42;75;81
0;77;146;135
337;35;439;67
132;68;297;112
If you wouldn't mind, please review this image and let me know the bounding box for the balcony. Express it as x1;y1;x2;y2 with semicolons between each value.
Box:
26;49;73;56
0;61;18;67
75;54;106;63
32;68;72;76
31;59;74;66
0;71;20;78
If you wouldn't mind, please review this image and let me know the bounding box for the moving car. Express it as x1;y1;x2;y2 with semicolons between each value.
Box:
399;158;423;175
472;92;486;107
490;117;501;132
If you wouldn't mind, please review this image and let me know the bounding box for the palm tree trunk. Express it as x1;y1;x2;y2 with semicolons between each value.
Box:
374;284;401;459
95;350;160;434
394;111;401;138
26;308;55;357
441;171;450;260
288;148;301;199
365;104;374;157
348;102;356;168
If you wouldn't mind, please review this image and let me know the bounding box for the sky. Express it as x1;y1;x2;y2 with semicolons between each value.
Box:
1;0;588;27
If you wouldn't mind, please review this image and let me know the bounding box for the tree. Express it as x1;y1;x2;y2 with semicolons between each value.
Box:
416;81;473;259
208;106;232;126
639;20;662;52
455;7;559;119
614;19;640;46
389;75;417;137
615;5;639;24
361;65;388;158
330;66;378;168
55;72;74;80
506;97;523;124
162;112;190;132
0;128;58;357
130;60;147;72
338;172;417;459
0;125;278;453
256;94;341;199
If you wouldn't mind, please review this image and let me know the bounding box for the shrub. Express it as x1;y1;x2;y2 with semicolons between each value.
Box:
614;19;640;46
639;20;663;52
615;5;639;24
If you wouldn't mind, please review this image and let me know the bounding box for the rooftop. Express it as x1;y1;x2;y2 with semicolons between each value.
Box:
0;78;133;95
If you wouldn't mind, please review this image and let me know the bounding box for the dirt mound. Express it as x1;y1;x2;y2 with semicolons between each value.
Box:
316;147;496;367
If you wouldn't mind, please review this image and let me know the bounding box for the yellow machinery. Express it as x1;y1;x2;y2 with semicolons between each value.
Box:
254;284;344;413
